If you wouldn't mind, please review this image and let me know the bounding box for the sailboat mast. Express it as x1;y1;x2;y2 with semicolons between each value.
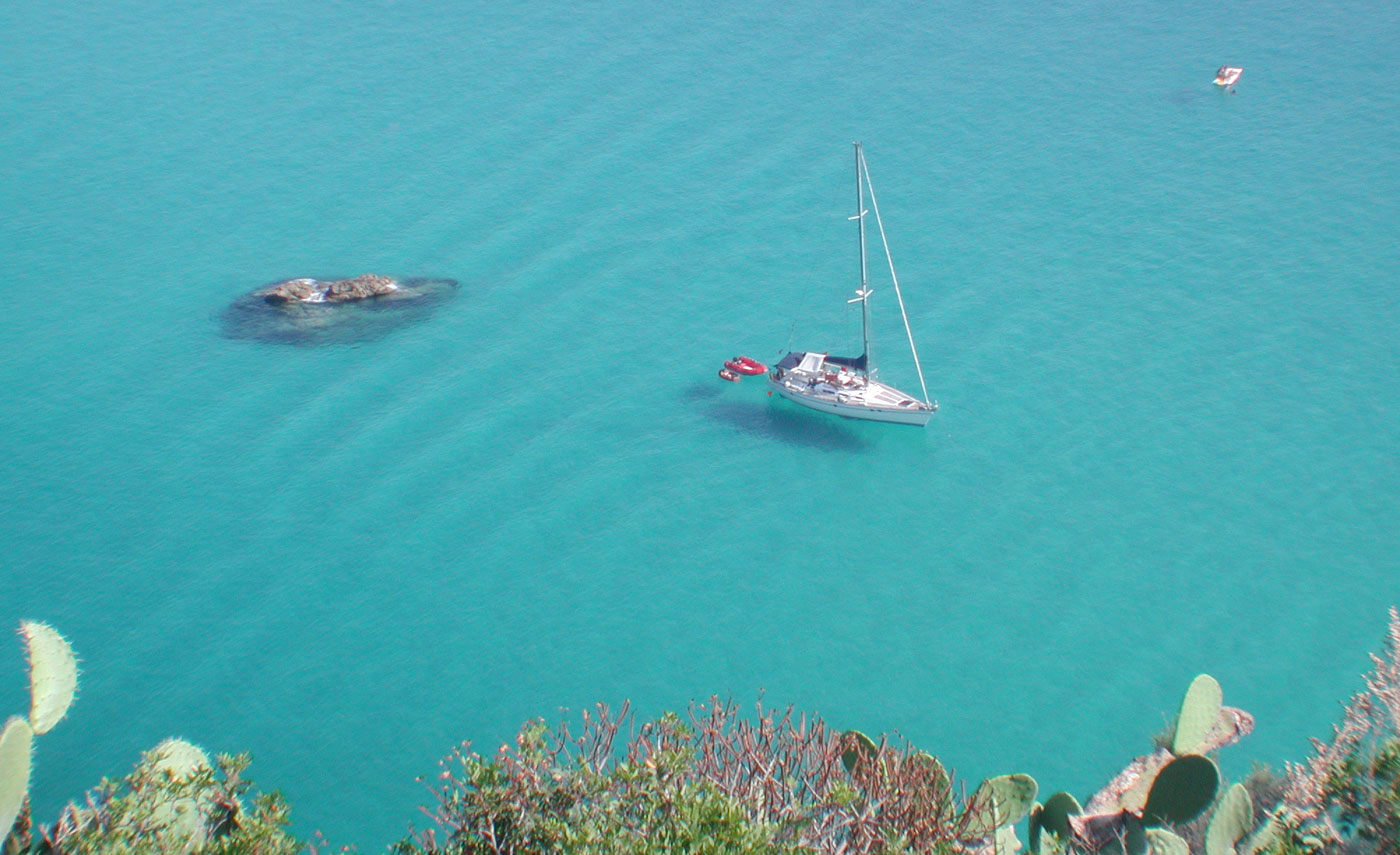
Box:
854;142;871;376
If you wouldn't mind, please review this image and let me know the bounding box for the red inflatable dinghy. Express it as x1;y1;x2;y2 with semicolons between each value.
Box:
730;355;767;375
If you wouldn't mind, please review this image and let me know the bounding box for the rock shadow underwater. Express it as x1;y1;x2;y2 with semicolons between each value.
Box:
219;275;459;346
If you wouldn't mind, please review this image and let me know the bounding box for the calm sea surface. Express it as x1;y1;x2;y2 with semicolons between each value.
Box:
3;0;1398;847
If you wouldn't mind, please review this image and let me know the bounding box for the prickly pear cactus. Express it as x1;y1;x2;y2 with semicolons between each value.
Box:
1172;674;1223;756
138;738;216;854
147;738;212;778
995;822;1022;854
1028;803;1044;854
1033;827;1067;855
0;717;34;840
20;621;78;736
966;773;1039;837
911;750;951;799
1145;828;1190;855
840;730;877;774
1142;754;1219;826
1038;791;1082;841
1205;782;1253;855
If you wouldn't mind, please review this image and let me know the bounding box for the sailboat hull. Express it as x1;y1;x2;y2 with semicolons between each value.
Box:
768;375;934;426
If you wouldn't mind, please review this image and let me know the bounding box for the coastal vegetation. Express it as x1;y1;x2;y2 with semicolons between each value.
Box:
4;611;1400;855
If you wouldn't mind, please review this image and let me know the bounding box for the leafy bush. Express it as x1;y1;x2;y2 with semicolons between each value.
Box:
12;750;302;855
397;699;981;855
1281;608;1400;854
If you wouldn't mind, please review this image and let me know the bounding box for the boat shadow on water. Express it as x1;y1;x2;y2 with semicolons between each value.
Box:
704;397;868;453
219;277;458;346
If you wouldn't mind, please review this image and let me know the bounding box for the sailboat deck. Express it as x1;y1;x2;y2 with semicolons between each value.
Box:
775;369;924;408
770;358;934;425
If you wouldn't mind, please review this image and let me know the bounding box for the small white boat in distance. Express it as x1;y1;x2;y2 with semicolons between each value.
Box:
768;143;937;426
1214;66;1243;86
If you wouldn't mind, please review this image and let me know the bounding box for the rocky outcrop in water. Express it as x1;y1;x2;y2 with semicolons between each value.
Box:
259;274;400;304
221;276;458;345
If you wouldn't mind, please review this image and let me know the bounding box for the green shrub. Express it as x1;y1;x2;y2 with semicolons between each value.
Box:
21;751;302;855
398;700;981;855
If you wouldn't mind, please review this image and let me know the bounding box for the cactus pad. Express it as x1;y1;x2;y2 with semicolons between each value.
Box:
1171;674;1223;756
1039;791;1082;840
1143;754;1219;826
1035;827;1066;855
137;739;216;853
911;750;951;799
1205;783;1253;855
20;621;78;735
0;717;34;840
990;773;1039;824
146;738;212;779
840;730;877;774
1028;803;1044;854
966;773;1038;836
996;823;1021;854
1145;828;1190;855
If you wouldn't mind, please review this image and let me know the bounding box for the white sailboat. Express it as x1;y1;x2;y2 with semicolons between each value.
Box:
768;143;937;426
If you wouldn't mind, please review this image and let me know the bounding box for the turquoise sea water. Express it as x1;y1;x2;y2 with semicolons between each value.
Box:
3;0;1399;847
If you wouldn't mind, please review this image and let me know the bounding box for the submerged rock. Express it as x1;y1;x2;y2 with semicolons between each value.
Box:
221;276;458;345
259;274;401;304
